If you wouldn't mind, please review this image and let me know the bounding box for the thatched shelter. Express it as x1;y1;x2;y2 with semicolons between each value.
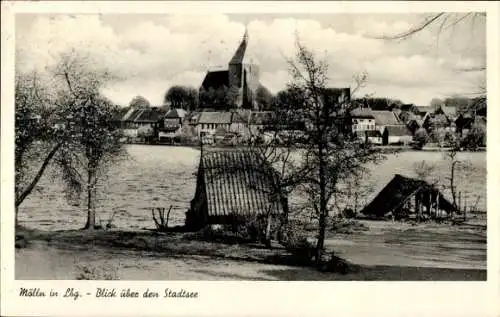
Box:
361;174;455;220
186;148;287;230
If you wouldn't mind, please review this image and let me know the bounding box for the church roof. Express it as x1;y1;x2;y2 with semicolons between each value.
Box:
229;29;248;65
200;70;229;90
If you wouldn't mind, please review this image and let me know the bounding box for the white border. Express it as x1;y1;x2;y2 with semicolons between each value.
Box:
2;2;499;317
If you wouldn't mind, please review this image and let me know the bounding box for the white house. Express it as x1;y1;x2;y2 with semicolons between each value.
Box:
196;112;232;137
350;108;376;133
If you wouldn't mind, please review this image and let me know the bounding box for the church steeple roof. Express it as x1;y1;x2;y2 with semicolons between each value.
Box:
229;28;248;65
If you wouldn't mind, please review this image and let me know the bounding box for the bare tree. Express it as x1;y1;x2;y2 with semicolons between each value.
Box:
51;50;127;230
413;160;436;184
283;38;383;265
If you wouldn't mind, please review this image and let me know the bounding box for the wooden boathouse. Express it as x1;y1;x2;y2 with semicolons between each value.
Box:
186;148;288;231
360;174;456;220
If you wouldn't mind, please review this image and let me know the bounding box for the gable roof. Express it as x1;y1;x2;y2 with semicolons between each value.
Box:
415;106;432;114
350;107;374;118
360;174;454;218
165;108;187;119
134;108;167;123
200;70;229;90
385;125;412;136
198;111;232;124
372;110;400;125
196;148;284;218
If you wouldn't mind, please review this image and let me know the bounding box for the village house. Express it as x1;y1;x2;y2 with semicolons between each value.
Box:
369;109;412;145
196;111;233;137
186;148;288;231
158;108;187;142
434;105;458;121
117;106;166;140
414;106;433;119
350;108;376;139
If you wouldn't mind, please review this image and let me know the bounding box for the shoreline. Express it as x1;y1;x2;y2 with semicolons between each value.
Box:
123;142;487;153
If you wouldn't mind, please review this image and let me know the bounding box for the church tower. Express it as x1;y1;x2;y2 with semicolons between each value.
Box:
228;28;260;109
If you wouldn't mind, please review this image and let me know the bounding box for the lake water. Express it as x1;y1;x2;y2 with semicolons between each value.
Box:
18;145;487;231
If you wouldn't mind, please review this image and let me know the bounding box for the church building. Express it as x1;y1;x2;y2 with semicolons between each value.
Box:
199;29;264;110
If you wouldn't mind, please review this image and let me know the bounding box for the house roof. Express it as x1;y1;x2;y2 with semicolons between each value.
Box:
134;108;167;123
439;106;458;119
385;125;412;136
415;106;432;114
200;70;229;90
111;107;131;121
198;111;232;124
350;107;374;118
360;174;455;217
197;149;284;218
165;108;187;119
372;110;400;125
427;114;450;126
121;108;143;122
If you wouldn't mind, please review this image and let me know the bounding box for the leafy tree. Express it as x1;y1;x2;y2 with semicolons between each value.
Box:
413;128;429;149
14;71;67;226
199;85;232;110
255;85;275;110
129;95;150;108
429;98;444;109
52;50;127;230
164;85;198;110
461;122;486;150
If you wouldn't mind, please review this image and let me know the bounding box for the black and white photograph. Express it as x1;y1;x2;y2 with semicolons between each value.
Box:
9;8;490;284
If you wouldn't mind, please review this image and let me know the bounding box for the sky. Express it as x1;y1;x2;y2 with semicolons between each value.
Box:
15;13;486;107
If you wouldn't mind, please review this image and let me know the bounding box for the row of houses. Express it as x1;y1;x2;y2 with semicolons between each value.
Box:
111;106;280;144
111;100;486;147
350;103;487;146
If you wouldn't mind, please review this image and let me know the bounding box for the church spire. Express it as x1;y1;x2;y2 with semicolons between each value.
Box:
229;28;249;65
243;25;248;42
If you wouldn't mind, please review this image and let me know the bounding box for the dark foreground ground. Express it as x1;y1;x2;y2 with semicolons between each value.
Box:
15;220;486;281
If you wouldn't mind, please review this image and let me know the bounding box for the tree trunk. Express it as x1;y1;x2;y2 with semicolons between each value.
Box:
315;141;328;266
450;161;458;209
15;206;19;229
84;169;96;230
15;141;64;208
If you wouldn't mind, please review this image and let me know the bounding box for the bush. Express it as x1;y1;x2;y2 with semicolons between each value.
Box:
413;128;429;149
461;124;486;150
280;224;316;266
318;252;359;274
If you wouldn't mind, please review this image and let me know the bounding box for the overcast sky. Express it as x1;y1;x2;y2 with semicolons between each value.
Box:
15;13;485;107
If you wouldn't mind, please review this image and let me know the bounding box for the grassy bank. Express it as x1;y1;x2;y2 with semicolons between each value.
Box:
16;219;486;281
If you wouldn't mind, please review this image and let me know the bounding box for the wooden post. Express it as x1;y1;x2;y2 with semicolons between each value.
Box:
437;193;441;218
458;191;462;213
265;212;272;248
418;192;422;221
428;191;431;218
464;194;467;221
